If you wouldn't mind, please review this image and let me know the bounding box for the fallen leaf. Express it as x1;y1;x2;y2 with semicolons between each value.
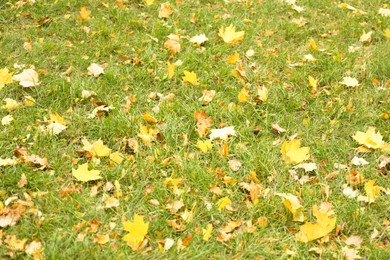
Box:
275;193;305;222
295;204;336;242
281;139;310;164
217;196;232;211
345;235;363;248
78;7;91;21
72;163;102;182
352;127;384;149
226;53;240;64
196;140;213;153
209;127;236;141
342;246;362;260
271;123;286;133
350;156;369;166
122;213;149;250
364;179;381;203
95;234;109;245
0;68;13;89
198;90;216;105
194;111;212;137
345;170;365;185
158;2;174;18
202;224;213;241
1;115;13;126
87;63;105;77
164;238;174;251
182;71;198;85
228;159;242;172
359;31;373;43
339;77;359;87
293;163;317;172
379;8;390;17
238;87;249;103
17;173;27;188
189;34;208;45
167;61;175;79
218;24;245;44
255;86;268;103
164;34;181;55
12;69;39;87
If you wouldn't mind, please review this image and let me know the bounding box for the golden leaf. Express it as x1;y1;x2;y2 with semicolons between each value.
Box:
238;87;250;103
123;213;149;250
202;224;213;241
364;179;381;203
182;70;198;85
78;7;91;21
352;127;384;149
281;139;310;164
158;2;174;18
164;34;181;55
217;196;232;211
196;140;213;153
226;53;240;64
218;24;245;44
72;163;102;182
0;68;13;90
276;193;305;222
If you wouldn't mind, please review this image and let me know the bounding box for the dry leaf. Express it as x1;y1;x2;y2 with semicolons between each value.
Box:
226;53;240;64
189;34;208;45
0;68;13;89
198;90;216;105
359;31;373;43
196;140;213;153
164;34;181;55
275;193;305;222
217;196;232;211
202;224;213;241
364;179;381;203
209;127;236;141
228;159;242;172
339;77;359;87
12;69;39;87
87;63;105;77
158;2;174;18
78;7;91;21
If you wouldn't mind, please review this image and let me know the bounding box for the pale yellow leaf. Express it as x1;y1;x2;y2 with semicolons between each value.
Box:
72;163;102;182
218;24;245;44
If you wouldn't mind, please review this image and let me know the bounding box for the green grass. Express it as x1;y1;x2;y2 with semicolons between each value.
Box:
1;0;389;258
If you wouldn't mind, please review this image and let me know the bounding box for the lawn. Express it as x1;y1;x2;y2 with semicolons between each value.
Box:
0;0;389;258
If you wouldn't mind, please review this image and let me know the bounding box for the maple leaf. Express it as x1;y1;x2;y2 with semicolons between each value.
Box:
182;71;198;85
276;193;305;222
189;34;208;45
0;68;13;90
137;124;159;146
198;90;216;105
255;86;268;103
122;213;149;250
352;127;384;149
308;76;318;94
78;7;91;21
72;163;101;182
158;2;174;18
87;63;105;77
226;53;240;64
2;98;20;111
281;139;310;164
295;204;336;242
217;196;232;211
238;87;249;103
194;111;212;137
12;69;39;87
196;140;213;153
339;77;359;87
209;127;236;141
218;24;245;44
164;34;181;56
364;179;381;203
82;138;112;157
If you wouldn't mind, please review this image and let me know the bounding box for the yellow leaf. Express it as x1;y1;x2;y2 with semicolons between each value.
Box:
308;38;318;50
182;71;198;85
364;179;381;203
196;140;213;153
142;112;158;123
167;62;175;79
0;68;13;90
145;0;154;6
276;193;305;222
92;140;111;157
164;34;181;55
384;29;390;39
12;69;39;87
137;124;158;146
79;7;91;21
202;224;213;241
2;98;20;111
72;163;101;182
352;127;384;149
217;196;232;211
226;53;240;64
49;112;66;125
281;139;310;164
238;87;249;103
109;151;124;165
359;31;373;43
123;213;149;250
256;86;268;103
308;76;318;93
158;2;174;18
218;24;245;44
295;205;336;242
